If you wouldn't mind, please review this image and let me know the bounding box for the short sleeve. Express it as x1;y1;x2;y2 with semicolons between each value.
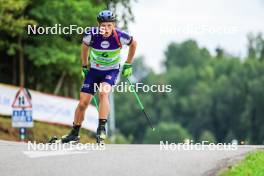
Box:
82;30;92;46
117;29;133;46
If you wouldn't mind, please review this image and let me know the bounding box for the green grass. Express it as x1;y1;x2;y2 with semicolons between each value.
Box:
0;116;96;143
219;150;264;176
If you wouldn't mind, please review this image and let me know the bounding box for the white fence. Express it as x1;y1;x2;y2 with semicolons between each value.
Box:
0;83;98;132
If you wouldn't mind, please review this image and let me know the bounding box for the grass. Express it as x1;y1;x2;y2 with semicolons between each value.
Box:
0;116;96;143
219;150;264;176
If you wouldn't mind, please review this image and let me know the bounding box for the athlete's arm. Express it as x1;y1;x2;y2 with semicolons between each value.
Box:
81;43;90;66
126;39;137;63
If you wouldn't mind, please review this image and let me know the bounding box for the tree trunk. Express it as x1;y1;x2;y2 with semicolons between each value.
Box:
12;56;17;85
64;83;69;97
18;36;25;87
251;108;258;144
54;72;66;95
71;82;78;99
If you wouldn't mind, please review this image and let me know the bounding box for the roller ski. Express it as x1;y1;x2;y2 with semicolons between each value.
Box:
48;135;80;144
96;126;106;144
48;125;80;144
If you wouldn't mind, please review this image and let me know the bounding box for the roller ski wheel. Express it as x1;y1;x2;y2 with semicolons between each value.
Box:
96;126;106;144
48;134;80;144
48;136;60;143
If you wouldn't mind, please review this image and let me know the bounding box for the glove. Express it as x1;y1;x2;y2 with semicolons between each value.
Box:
82;65;89;78
122;62;133;77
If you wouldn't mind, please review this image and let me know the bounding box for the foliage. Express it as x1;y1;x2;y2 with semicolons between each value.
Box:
219;151;264;176
0;0;134;97
0;116;95;143
143;122;192;144
114;132;133;144
199;130;216;143
115;34;264;144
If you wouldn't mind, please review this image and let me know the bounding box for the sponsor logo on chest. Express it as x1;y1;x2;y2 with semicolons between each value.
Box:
101;41;110;49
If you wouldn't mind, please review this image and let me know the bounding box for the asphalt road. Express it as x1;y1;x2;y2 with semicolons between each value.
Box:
0;140;262;176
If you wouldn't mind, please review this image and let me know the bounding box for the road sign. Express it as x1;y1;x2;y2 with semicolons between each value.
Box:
11;87;33;128
12;87;32;108
12;109;33;128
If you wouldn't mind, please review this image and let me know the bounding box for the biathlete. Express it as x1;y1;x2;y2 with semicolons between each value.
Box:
60;10;137;143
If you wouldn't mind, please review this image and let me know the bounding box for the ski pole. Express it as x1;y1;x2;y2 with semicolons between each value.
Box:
93;96;99;110
126;78;155;131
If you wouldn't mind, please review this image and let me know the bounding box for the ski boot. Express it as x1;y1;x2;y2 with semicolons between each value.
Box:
49;129;80;144
96;126;106;144
61;129;80;144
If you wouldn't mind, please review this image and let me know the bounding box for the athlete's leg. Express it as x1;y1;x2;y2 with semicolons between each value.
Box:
98;69;119;119
74;68;99;125
96;69;119;143
98;82;112;119
74;92;93;125
60;68;98;143
95;82;112;143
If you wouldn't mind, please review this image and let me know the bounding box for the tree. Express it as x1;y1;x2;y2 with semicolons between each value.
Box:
143;122;192;144
247;32;264;60
164;40;211;70
107;0;135;29
115;36;264;144
199;130;216;143
0;0;35;86
0;0;135;97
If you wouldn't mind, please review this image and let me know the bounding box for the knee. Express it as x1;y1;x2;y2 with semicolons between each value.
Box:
99;91;109;100
78;100;89;111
